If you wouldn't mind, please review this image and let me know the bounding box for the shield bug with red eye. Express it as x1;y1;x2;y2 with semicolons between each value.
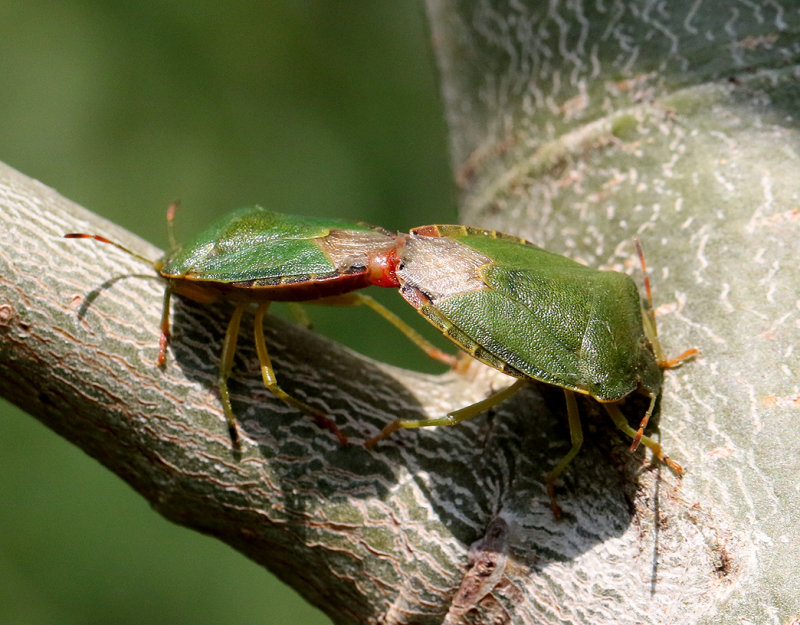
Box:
66;205;457;448
365;224;696;516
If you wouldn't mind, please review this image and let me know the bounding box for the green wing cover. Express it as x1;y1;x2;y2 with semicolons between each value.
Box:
437;235;656;400
162;206;375;282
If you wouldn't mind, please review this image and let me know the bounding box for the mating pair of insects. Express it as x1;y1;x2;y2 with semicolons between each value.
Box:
67;205;696;512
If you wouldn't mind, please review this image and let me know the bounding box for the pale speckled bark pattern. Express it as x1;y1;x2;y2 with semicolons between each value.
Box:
425;1;800;623
4;1;800;623
0;163;729;625
0;162;508;624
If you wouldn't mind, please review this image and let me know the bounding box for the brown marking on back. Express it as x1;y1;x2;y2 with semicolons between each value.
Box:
314;228;395;273
397;234;491;305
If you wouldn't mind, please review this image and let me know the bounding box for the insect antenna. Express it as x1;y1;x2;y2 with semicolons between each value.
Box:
634;237;662;355
64;233;157;269
166;201;180;253
64;231;171;366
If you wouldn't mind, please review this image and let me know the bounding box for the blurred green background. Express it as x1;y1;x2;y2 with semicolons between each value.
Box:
0;2;455;623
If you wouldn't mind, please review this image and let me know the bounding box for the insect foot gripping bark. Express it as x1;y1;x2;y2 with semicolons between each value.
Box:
365;224;697;517
65;205;457;448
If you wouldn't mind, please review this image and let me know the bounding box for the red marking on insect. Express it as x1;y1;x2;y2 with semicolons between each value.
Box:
367;247;401;288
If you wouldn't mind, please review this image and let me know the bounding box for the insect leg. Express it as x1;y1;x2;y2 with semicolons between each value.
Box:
157;287;172;368
631;345;697;450
317;293;458;367
658;348;699;369
630;344;697;450
253;302;348;446
544;389;584;519
364;378;527;448
633;238;698;447
603;403;683;476
286;302;312;328
218;303;246;448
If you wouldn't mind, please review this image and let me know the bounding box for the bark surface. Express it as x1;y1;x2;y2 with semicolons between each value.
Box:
2;1;799;623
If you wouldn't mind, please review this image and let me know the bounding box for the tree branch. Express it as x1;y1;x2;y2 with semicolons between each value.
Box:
3;1;800;623
423;1;800;623
0;161;513;623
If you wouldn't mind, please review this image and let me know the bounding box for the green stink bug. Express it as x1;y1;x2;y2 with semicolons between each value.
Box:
365;224;696;515
66;205;456;447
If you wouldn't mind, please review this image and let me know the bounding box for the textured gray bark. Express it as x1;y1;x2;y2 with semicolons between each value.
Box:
423;1;800;623
1;2;798;624
0;162;502;624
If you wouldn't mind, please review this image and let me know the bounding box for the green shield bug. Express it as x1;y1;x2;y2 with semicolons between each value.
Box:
66;205;456;447
365;224;696;516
